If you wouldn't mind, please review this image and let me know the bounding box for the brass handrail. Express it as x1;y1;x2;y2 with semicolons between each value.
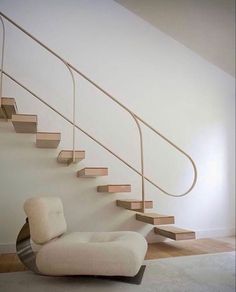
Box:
0;11;197;213
3;69;196;197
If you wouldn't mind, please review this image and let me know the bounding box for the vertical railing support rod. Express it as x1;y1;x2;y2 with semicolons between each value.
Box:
132;115;145;213
0;16;6;111
65;64;76;163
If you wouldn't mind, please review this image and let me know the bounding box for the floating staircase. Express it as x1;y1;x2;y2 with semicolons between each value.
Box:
12;114;37;133
0;12;198;244
0;96;196;241
36;132;61;148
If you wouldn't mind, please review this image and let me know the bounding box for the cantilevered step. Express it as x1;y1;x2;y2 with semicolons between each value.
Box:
57;150;85;164
0;97;17;119
154;226;196;241
97;184;131;193
116;199;153;211
77;167;108;178
12;114;37;133
36;132;61;148
136;213;175;225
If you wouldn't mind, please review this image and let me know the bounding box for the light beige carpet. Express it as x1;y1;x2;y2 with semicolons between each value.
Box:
0;252;235;292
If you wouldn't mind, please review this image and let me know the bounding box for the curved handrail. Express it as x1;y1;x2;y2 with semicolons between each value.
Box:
3;69;197;198
0;11;197;212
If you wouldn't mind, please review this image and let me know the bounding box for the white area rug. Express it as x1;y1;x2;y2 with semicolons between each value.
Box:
0;252;235;292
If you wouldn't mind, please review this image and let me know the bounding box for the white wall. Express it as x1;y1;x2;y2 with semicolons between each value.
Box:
115;0;235;76
0;0;235;250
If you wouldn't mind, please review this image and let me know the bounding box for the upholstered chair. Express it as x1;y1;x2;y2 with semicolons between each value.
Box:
16;196;147;284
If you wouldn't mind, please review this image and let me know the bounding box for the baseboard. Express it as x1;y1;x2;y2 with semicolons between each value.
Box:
196;227;236;238
0;243;16;253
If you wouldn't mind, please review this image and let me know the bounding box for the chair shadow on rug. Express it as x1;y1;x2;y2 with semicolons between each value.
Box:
16;197;147;285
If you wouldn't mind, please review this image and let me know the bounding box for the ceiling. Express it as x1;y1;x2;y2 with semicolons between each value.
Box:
115;0;235;77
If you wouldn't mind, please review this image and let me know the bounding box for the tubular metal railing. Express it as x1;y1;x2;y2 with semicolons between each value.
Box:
0;11;197;213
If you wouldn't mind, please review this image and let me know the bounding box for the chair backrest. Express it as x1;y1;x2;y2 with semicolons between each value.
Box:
24;196;67;244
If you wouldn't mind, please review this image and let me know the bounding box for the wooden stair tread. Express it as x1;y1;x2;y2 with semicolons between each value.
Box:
137;213;174;218
116;199;153;210
136;212;175;225
155;226;194;234
36;132;61;148
12;114;37;133
0;97;17;119
154;226;196;240
117;199;145;202
57;150;85;164
100;184;130;186
97;184;131;193
77;167;108;177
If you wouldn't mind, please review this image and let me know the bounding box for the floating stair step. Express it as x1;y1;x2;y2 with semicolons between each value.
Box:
57;150;85;164
97;184;131;193
12;114;37;133
154;226;196;240
116;199;153;210
36;132;61;148
77;167;108;178
136;213;175;225
0;97;17;119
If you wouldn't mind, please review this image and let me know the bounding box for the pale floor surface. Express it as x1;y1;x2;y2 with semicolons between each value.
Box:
0;252;235;292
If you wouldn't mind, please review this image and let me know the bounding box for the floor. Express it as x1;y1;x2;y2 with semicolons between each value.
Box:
0;236;235;273
146;236;235;260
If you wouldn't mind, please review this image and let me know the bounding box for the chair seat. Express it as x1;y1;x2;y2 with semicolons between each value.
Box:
36;231;147;276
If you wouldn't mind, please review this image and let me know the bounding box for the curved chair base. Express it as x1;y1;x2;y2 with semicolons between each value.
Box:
16;218;39;273
84;265;146;285
16;219;146;285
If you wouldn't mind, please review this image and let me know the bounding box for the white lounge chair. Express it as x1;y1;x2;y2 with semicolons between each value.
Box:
16;196;147;284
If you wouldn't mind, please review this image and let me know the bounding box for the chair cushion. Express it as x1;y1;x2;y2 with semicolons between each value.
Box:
24;197;67;244
36;231;147;276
